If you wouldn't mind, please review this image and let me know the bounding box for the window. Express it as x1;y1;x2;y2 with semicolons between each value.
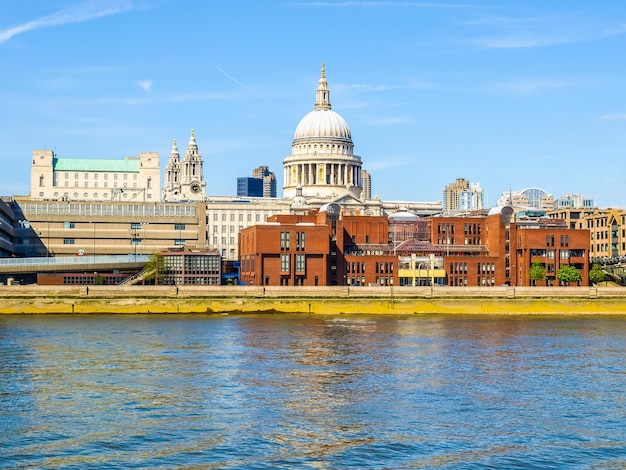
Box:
301;232;305;250
281;254;290;273
63;239;75;245
296;254;305;273
174;223;185;230
131;238;142;245
63;222;75;229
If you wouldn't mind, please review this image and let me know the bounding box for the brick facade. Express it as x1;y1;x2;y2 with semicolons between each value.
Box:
239;210;397;286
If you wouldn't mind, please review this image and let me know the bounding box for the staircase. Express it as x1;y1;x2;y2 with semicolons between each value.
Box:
117;268;155;286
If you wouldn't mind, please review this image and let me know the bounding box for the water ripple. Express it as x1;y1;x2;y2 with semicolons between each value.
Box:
1;314;626;468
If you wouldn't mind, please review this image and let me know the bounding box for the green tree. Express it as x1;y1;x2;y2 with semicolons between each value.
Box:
94;274;105;285
589;263;605;285
143;253;165;285
556;265;582;286
528;261;546;286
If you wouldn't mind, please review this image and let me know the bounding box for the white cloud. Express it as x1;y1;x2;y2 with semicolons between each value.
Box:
599;113;626;121
489;78;566;95
336;79;436;93
289;2;475;8
136;80;152;93
0;0;134;45
470;35;571;49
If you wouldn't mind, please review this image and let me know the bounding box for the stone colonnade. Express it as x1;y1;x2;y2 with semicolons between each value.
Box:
284;162;361;188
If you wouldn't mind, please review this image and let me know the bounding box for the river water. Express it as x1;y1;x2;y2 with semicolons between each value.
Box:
1;313;625;469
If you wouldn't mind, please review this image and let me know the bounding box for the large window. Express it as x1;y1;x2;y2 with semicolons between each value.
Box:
296;254;305;273
281;254;290;273
280;231;291;250
296;232;305;251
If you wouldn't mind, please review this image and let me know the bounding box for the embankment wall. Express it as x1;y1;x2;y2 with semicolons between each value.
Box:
1;285;626;315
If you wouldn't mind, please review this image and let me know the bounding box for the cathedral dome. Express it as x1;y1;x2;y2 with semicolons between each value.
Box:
294;109;351;140
283;63;362;200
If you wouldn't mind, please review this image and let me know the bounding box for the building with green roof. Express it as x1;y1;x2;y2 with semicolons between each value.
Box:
30;150;160;202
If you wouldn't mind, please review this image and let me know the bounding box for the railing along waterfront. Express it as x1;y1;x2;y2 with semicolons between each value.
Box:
0;254;150;267
18;202;197;218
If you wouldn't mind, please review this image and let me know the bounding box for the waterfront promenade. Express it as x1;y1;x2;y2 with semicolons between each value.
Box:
1;285;626;315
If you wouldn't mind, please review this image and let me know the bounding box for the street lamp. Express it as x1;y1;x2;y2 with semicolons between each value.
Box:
91;222;96;259
131;224;140;260
44;221;50;264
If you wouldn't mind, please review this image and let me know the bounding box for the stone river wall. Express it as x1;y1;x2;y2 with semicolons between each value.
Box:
1;285;626;315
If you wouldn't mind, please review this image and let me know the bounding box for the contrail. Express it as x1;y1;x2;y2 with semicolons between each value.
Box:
211;60;280;109
0;0;134;44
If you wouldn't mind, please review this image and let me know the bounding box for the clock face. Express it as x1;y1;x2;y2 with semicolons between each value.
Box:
190;183;201;194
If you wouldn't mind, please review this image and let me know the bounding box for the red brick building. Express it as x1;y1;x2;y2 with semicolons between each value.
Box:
426;206;590;286
239;205;397;286
515;217;589;286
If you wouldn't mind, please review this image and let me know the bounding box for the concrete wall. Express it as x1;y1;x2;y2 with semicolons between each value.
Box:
1;285;625;315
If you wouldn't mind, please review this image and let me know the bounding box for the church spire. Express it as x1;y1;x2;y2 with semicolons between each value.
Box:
314;62;331;111
170;138;179;161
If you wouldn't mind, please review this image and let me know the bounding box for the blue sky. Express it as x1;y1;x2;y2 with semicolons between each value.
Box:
1;1;625;208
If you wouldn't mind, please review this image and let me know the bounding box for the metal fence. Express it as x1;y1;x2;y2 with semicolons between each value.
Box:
0;254;150;267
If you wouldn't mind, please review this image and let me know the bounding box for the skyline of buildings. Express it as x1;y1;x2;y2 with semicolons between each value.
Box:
2;65;624;288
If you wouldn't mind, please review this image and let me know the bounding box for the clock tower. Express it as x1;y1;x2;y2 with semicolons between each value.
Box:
163;129;206;201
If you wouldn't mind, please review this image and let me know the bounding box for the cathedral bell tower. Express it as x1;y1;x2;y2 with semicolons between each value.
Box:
162;139;182;201
162;129;206;201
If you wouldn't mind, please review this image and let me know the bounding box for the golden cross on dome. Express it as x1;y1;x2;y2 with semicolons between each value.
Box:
321;62;325;78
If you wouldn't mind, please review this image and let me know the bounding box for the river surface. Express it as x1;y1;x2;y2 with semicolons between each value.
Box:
1;314;625;469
